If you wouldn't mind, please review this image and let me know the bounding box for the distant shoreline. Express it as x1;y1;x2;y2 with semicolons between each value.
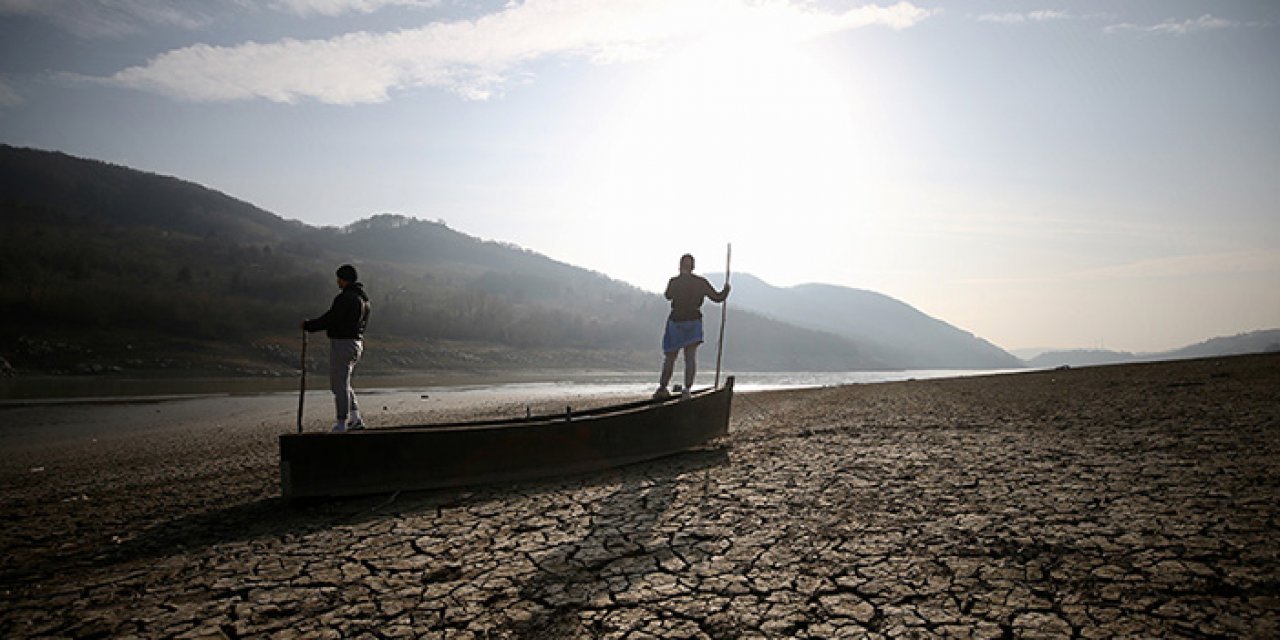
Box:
5;350;1269;406
0;366;1030;405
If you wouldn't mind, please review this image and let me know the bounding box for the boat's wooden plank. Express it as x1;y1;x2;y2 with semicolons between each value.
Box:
280;378;733;498
394;385;717;431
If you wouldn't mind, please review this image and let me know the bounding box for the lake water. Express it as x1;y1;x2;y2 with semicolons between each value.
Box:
0;368;1025;406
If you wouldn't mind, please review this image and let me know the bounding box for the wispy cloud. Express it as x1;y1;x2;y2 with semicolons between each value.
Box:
270;0;440;17
977;10;1068;25
0;0;212;38
1104;13;1240;36
0;78;23;107
0;0;442;35
96;0;936;104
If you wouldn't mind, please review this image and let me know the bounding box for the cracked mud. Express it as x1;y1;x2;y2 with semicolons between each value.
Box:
2;354;1278;638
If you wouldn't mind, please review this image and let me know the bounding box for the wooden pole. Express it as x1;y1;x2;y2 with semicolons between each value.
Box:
297;329;307;434
714;243;731;389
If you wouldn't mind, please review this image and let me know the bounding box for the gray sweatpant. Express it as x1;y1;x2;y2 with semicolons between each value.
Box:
330;338;363;421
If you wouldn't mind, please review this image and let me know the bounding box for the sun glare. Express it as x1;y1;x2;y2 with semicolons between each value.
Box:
629;37;866;206
569;28;891;284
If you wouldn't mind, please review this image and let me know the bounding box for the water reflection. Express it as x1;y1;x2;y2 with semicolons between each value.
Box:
0;369;1023;405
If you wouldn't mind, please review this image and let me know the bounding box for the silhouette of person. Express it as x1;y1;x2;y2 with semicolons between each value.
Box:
302;264;371;432
655;253;729;399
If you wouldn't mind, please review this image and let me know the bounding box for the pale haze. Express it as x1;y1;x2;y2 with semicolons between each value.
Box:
2;0;1277;353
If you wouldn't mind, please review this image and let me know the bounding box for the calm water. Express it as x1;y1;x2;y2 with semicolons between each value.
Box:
0;369;1024;405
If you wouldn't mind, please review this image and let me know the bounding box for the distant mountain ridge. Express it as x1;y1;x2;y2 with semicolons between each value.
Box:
0;145;882;374
0;146;307;242
46;143;1280;379
1026;330;1280;368
8;144;1269;378
711;273;1024;370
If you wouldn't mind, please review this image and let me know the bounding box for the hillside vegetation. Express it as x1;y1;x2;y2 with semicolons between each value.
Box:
1;145;881;375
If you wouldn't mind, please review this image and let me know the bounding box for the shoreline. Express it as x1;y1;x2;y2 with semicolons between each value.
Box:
0;365;1035;406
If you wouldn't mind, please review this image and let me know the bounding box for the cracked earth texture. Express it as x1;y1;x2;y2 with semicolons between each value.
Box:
2;354;1278;638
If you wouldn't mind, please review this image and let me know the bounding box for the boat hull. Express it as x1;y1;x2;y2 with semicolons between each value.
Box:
280;378;733;498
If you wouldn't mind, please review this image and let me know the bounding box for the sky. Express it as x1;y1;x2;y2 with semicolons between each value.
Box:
1;0;1277;354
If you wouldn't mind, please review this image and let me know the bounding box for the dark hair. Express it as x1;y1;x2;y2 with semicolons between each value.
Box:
336;264;358;282
679;254;695;271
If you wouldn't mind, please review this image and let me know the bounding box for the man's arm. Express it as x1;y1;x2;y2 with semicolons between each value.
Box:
302;311;329;332
703;277;730;303
303;294;341;332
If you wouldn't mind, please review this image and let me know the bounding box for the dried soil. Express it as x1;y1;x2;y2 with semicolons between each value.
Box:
2;354;1278;638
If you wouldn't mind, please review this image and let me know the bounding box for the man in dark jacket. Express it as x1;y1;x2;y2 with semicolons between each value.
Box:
302;264;371;432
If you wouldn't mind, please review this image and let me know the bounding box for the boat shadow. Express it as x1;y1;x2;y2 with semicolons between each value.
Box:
62;445;732;578
504;444;734;636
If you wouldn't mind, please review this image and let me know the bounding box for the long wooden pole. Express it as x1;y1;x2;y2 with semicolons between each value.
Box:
297;329;307;434
714;243;731;389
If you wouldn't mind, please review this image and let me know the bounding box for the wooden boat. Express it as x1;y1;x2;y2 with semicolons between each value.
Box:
279;377;734;498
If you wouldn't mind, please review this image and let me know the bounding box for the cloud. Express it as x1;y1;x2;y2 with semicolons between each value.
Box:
0;0;446;36
0;0;211;38
1104;13;1239;36
270;0;440;17
98;0;936;104
0;78;23;107
977;10;1068;25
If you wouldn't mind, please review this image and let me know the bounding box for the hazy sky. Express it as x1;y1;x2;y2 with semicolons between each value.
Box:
2;0;1277;353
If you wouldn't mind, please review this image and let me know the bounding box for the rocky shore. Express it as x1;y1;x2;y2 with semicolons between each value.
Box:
1;354;1278;638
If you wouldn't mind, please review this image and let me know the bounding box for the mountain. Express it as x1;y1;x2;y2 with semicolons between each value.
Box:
1164;330;1280;359
711;273;1023;370
0;145;308;243
0;145;882;375
1024;349;1138;368
12;145;1268;380
1008;347;1057;361
1025;330;1280;368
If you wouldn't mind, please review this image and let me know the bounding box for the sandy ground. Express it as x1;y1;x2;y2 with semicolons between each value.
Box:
1;354;1278;638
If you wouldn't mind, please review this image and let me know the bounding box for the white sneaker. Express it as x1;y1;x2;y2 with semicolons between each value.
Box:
347;419;366;431
331;421;348;433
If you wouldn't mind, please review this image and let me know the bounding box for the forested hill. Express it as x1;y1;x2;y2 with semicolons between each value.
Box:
0;145;307;243
0;145;884;375
711;274;1023;370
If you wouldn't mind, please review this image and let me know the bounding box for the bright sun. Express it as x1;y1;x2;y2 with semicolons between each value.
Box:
573;30;888;262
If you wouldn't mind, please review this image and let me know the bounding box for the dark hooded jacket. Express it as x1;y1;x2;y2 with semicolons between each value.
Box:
304;282;370;339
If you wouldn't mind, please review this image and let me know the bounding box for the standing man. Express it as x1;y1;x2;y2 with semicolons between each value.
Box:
303;264;371;432
655;253;730;400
